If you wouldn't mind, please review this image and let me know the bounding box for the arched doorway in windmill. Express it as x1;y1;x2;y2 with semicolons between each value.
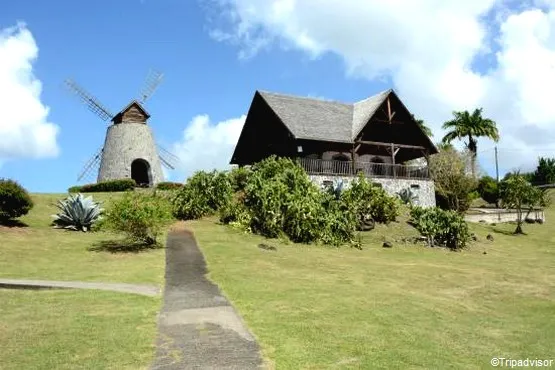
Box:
131;159;152;187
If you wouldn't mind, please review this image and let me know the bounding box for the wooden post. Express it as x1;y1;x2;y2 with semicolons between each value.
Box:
390;143;396;178
351;146;356;175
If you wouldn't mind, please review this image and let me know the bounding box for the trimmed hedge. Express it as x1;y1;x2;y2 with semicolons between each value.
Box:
69;179;136;193
156;181;184;190
0;178;34;221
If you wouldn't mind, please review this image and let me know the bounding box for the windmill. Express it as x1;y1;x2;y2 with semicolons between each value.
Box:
65;70;180;186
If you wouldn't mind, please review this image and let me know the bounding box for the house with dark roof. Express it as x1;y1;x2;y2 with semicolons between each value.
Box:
230;89;438;207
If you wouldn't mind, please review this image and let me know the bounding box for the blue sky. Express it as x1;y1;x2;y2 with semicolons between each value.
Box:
2;0;555;192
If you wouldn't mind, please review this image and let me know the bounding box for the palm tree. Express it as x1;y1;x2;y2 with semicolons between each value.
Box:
411;114;433;137
441;108;499;178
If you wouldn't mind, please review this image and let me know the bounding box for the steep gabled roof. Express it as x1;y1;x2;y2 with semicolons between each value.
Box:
258;89;395;143
258;91;354;143
351;89;391;140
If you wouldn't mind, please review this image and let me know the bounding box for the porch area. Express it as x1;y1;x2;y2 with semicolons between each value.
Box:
298;157;430;180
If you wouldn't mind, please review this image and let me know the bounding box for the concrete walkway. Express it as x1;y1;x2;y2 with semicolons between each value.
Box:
0;278;160;297
151;230;263;370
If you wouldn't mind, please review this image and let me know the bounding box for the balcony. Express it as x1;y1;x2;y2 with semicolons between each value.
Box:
298;157;430;180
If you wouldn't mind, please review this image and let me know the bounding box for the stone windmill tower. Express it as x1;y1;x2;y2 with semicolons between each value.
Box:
65;70;179;186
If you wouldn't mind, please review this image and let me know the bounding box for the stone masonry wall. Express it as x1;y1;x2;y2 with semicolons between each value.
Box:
98;123;164;186
309;174;436;208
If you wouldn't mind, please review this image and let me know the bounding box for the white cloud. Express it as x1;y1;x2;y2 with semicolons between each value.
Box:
205;0;555;175
172;114;246;179
0;23;59;161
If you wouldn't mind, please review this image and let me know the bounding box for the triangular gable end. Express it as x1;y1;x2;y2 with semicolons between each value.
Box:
229;91;297;165
352;90;438;154
112;100;151;124
352;89;391;140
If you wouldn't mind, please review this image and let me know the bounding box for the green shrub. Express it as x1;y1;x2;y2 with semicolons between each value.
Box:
103;191;174;245
172;170;233;220
409;206;471;250
341;173;399;225
0;178;34;222
477;176;499;205
318;191;359;247
79;179;136;193
156;181;183;191
219;193;252;232
68;185;83;193
224;156;359;247
228;166;252;192
52;193;103;232
242;157;317;240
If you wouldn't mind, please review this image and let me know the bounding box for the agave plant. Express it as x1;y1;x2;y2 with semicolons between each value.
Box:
323;179;344;200
52;193;103;231
397;188;418;205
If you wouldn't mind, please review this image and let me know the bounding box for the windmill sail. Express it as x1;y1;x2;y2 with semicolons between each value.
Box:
65;79;114;122
139;69;164;104
77;147;103;182
157;145;180;170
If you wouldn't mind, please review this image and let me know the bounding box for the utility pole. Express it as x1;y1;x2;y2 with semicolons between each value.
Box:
495;146;499;183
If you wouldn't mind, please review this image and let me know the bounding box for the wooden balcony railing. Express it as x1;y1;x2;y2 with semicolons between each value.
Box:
298;157;430;179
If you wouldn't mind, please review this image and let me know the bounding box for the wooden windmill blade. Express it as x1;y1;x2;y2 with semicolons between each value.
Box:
77;147;104;182
64;79;114;122
139;69;164;104
157;145;180;170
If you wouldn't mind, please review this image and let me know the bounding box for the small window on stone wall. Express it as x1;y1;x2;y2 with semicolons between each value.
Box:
411;184;420;189
322;180;333;187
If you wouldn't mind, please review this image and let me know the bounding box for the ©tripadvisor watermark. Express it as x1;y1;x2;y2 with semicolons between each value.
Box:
491;358;553;367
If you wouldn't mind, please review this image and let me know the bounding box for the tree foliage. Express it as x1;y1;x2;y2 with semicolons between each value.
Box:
411;114;433;137
477;176;499;205
441;108;499;177
0;178;34;222
429;147;477;213
533;157;555;185
500;175;548;234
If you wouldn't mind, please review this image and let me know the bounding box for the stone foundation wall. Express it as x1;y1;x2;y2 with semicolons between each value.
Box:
309;174;436;208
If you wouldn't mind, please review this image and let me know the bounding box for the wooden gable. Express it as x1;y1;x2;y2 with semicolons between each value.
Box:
354;91;437;162
112;101;150;124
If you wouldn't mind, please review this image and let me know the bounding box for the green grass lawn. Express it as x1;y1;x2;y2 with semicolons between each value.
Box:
0;193;165;284
0;193;165;369
0;289;159;370
190;203;555;369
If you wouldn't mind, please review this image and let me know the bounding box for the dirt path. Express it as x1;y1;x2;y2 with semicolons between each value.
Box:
151;230;263;369
0;278;159;296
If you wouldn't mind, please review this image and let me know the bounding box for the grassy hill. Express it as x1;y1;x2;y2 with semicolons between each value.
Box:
0;193;164;369
189;193;555;369
0;193;165;284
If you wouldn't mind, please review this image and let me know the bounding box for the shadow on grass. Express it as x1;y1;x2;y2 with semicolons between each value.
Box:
487;226;525;236
0;219;29;228
89;239;164;254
